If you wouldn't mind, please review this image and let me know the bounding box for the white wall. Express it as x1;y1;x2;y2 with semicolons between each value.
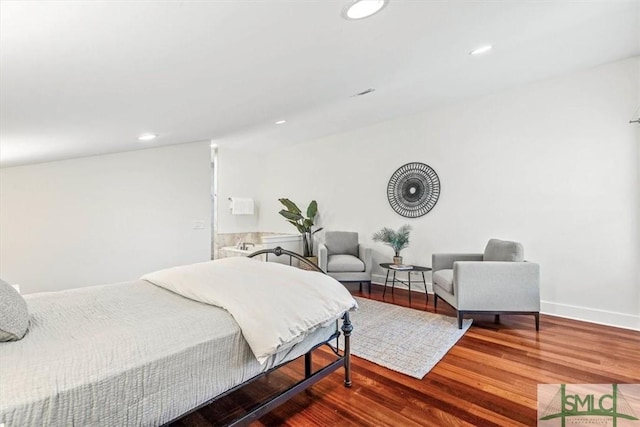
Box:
0;141;212;293
222;57;639;330
216;147;261;233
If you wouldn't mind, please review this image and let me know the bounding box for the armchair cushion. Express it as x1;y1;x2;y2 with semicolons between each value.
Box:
325;231;358;257
483;239;524;262
432;269;454;294
327;254;365;273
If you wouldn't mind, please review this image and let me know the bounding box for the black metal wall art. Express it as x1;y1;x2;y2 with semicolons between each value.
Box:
387;162;440;218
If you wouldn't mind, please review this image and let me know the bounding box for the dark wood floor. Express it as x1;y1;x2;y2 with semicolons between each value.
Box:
174;284;640;426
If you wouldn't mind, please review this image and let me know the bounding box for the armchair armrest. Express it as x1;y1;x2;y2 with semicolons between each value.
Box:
453;261;540;311
357;244;372;273
317;243;328;272
432;253;483;272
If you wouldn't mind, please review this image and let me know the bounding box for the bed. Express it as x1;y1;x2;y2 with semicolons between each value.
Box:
0;247;356;427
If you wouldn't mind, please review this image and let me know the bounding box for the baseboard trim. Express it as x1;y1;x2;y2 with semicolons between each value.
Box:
541;300;639;331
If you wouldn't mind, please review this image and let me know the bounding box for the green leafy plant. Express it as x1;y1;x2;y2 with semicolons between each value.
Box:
278;198;323;257
372;224;412;256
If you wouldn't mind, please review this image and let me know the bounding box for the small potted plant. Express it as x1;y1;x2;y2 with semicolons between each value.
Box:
372;224;412;264
278;198;323;265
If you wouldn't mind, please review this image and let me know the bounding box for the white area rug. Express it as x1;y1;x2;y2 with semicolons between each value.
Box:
342;297;472;379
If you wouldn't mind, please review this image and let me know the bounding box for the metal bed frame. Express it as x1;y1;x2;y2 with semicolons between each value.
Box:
163;246;353;427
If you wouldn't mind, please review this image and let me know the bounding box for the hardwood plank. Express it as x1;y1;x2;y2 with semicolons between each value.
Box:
176;285;640;426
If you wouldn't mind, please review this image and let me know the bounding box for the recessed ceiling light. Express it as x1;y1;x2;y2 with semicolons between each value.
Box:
138;133;157;141
275;120;287;125
342;0;389;20
469;45;493;56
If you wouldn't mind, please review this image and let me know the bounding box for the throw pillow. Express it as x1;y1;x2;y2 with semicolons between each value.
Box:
0;278;29;341
484;239;524;262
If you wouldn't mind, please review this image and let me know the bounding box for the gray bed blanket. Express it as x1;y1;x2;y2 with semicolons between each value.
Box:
0;280;336;426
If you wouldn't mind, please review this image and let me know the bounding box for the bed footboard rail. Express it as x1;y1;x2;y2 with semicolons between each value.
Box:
341;311;353;387
227;311;352;426
247;246;324;272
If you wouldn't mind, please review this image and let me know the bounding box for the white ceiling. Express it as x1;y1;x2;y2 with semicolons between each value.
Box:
1;0;638;167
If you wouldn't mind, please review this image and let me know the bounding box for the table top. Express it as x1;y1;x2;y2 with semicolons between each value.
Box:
379;263;431;272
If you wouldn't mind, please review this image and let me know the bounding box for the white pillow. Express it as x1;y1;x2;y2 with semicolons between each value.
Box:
0;278;29;341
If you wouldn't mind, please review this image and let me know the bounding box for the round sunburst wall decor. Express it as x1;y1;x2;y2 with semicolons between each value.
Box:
387;162;440;218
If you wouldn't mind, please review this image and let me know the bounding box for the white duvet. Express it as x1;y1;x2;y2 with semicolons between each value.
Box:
141;257;357;364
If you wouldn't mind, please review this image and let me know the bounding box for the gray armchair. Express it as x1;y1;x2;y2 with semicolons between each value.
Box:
432;239;540;330
318;231;372;292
